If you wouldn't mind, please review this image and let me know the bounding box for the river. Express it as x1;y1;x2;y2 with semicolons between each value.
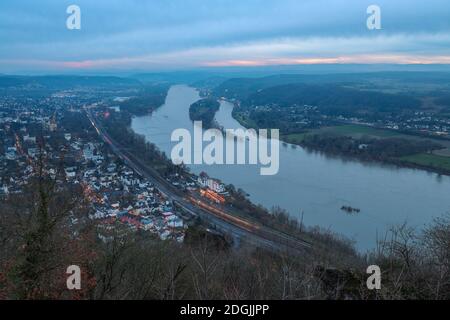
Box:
131;85;450;251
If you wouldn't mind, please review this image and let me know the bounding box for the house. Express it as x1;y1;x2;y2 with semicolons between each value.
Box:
65;170;76;178
6;147;17;160
197;171;225;193
159;230;171;240
358;144;369;150
23;134;36;144
111;203;120;209
90;210;106;220
141;218;154;231
107;163;117;173
0;185;9;195
162;211;174;218
167;215;184;228
28;147;38;157
83;143;95;160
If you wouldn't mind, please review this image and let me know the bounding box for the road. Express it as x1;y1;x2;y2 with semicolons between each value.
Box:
86;108;312;253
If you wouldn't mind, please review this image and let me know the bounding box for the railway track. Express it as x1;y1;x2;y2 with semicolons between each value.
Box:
86;108;312;253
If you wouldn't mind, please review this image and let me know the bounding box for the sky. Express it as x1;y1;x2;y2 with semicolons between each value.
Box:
1;0;450;73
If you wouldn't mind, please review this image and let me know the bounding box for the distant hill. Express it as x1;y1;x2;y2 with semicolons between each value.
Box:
214;72;450;100
0;75;140;89
246;83;421;114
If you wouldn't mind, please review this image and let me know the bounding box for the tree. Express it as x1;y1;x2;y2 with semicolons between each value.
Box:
0;150;96;299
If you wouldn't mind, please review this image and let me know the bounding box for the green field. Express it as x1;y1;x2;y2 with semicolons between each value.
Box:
282;124;450;147
281;132;308;144
433;148;450;157
314;124;402;138
281;125;401;145
400;153;450;171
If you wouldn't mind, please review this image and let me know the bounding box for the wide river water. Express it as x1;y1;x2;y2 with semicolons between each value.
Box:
132;85;450;251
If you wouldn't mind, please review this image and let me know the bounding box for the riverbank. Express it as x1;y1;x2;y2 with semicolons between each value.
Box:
132;85;450;251
233;109;450;176
284;131;450;176
101;88;362;258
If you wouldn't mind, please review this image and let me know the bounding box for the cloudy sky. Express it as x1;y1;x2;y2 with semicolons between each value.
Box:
1;0;449;73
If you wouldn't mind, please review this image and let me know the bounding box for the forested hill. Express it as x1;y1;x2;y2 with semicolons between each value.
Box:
246;83;421;114
118;84;170;116
0;75;140;89
213;72;450;101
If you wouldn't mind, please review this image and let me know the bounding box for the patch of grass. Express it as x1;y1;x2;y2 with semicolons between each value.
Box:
320;125;401;138
400;153;450;171
433;148;450;157
281;132;308;144
280;125;401;145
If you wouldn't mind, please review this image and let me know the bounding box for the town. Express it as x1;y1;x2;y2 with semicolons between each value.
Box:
0;92;230;243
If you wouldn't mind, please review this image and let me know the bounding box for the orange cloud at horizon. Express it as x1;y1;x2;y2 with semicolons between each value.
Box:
202;55;450;67
43;54;450;70
2;54;450;71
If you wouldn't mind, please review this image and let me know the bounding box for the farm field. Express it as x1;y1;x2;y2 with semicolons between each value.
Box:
282;124;450;148
399;153;450;171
